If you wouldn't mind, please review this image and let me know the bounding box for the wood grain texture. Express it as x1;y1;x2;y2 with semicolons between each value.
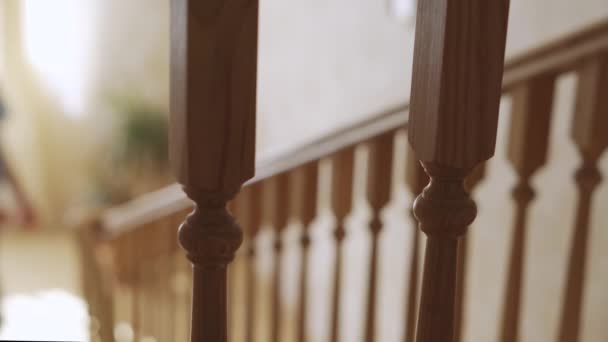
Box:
408;1;509;341
558;55;608;342
95;15;608;342
329;147;355;342
364;132;396;342
408;0;510;169
100;19;608;239
170;0;258;196
413;164;477;342
500;74;555;342
170;0;258;340
176;189;244;342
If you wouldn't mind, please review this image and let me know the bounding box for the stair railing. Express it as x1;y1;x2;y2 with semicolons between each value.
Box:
81;14;608;342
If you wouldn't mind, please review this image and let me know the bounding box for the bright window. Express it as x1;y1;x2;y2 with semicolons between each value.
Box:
21;0;96;118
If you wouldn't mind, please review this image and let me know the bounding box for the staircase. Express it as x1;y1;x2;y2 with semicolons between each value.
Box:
80;11;608;342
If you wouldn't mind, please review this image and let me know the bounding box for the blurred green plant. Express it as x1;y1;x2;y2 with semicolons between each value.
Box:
91;99;171;205
120;106;168;166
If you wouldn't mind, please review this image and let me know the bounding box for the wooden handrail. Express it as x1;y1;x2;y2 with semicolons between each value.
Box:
100;18;608;237
101;103;409;235
503;19;608;89
88;15;608;342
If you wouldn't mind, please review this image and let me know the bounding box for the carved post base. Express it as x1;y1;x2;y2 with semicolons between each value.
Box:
413;163;477;342
178;189;243;342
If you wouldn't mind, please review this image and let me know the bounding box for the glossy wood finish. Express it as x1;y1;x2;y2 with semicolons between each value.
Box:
98;20;608;236
408;0;509;341
170;0;258;340
329;147;355;342
413;164;478;342
500;73;556;342
364;133;396;342
558;56;608;342
409;0;510;169
89;18;608;342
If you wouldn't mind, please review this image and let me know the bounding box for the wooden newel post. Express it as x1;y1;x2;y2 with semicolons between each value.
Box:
170;0;258;341
408;1;509;341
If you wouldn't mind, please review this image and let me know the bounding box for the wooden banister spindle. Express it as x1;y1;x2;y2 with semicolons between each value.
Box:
453;163;486;342
329;147;355;342
170;214;189;342
170;0;258;340
270;174;291;342
500;74;556;342
129;235;142;342
295;162;319;342
403;145;428;342
364;132;396;342
408;1;509;341
558;56;608;342
236;185;262;342
165;224;179;342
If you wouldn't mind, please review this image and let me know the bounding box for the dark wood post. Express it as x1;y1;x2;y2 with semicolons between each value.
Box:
408;1;510;341
170;0;258;341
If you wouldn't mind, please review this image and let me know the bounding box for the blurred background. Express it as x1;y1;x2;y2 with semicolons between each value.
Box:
0;0;607;341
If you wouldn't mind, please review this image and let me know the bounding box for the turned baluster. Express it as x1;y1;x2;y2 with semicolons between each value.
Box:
403;144;428;342
558;56;608;342
408;1;509;341
269;174;291;342
170;0;258;340
329;147;355;342
453;163;486;342
226;194;248;342
295;162;319;342
173;214;194;342
170;214;189;342
235;185;263;342
364;132;395;342
164;221;179;342
129;235;142;342
499;74;556;342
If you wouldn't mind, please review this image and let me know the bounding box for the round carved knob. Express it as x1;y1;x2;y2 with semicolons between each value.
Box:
413;163;477;239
